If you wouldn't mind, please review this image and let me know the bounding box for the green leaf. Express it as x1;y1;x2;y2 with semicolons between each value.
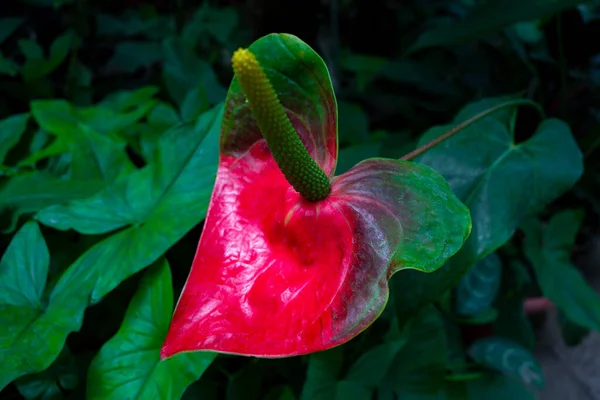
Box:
36;105;220;235
409;0;588;52
181;4;238;44
0;171;105;232
467;372;535;400
468;337;544;388
87;260;216;400
523;209;600;333
383;306;447;396
32;93;156;139
100;86;159;114
226;361;264;400
456;307;499;325
0;51;19;76
30;98;150;180
558;310;590;347
300;348;343;400
96;11;175;39
455;253;502;316
0;113;29;165
14;345;78;400
0;221;63;390
493;294;535;350
345;335;407;387
0;17;24;45
20;32;74;81
335;143;382;175
300;349;370;400
162;37;225;107
180;86;210;121
340;53;386;92
105;41;163;73
392;97;583;319
65;61;93;105
0;221;48;307
5;106;221;385
338;101;370;146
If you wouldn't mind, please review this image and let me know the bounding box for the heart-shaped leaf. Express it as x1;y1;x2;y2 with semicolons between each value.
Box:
300;348;373;400
0;171;105;232
392;97;583;319
14;345;78;400
0;113;29;165
523;209;600;333
87;260;216;400
468;337;544;388
0;221;58;390
2;105;222;386
20;32;74;81
455;253;502;316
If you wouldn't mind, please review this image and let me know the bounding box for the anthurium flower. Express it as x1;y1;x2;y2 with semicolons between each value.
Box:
161;34;470;358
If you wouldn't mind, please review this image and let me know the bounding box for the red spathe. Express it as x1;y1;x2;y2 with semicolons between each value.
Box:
160;141;380;357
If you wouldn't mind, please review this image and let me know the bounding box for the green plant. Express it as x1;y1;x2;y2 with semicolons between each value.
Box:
1;0;600;399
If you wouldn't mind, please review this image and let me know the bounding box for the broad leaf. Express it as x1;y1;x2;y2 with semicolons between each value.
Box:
0;17;24;45
162;37;225;108
105;41;163;73
2;105;222;385
493;294;535;350
345;334;407;387
468;337;544;388
0;171;104;232
409;0;588;52
226;361;264;400
455;253;502;316
181;4;238;44
20;32;74;81
0;51;19;77
31;91;156;144
30;99;141;181
467;373;535;400
96;11;174;39
36;105;220;236
523;209;600;333
558;310;590;347
14;346;78;400
300;349;371;400
392;97;583;319
0;113;29;165
0;221;57;390
87;260;216;400
383;306;447;396
300;349;343;400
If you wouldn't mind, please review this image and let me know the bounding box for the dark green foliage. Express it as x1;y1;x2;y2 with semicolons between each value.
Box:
1;0;599;399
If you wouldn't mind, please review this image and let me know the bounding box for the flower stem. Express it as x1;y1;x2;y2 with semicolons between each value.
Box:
231;48;331;202
401;99;545;161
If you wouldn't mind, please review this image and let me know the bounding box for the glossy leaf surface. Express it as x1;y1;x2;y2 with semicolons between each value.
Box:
523;210;600;333
0;221;60;390
0;105;222;387
14;346;78;400
300;348;373;400
0;113;29;165
468;337;544;388
392;97;583;319
455;253;502;316
161;33;470;358
87;260;216;400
